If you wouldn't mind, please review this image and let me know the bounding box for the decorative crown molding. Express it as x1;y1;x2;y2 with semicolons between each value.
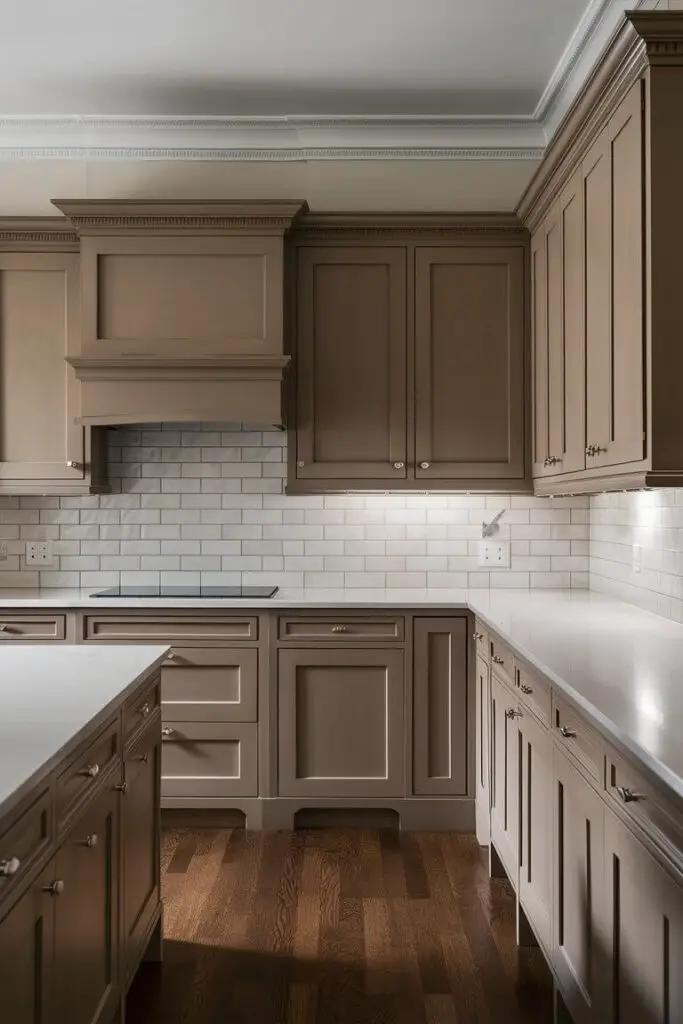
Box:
0;217;79;250
51;199;308;234
295;212;525;239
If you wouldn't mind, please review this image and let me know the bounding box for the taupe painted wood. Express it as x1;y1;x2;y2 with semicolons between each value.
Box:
0;787;52;914
553;746;606;1024
519;707;554;954
278;614;404;642
83;613;257;643
412;617;468;796
0;614;66;641
161;647;258;723
0;861;54;1024
545;203;564;476
161;721;258;798
54;782;119;1024
475;650;491;846
552;695;603;784
604;806;683;1024
295;246;407;481
414;246;526;482
531;221;550;477
557;167;586;475
516;657;552;727
490;671;520;885
490;635;514;689
123;677;161;747
277;647;405;798
55;717;121;833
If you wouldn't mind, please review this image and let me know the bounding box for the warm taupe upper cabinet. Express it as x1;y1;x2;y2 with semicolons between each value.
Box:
521;12;683;493
0;244;107;495
414;246;525;485
294;246;408;482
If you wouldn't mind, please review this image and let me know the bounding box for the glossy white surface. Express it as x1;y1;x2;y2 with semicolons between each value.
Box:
0;644;168;819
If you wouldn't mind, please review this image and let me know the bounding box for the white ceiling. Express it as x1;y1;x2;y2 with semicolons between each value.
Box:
2;0;591;117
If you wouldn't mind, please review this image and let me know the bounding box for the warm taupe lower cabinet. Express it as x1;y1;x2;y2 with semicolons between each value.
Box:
490;671;519;883
519;706;553;953
161;721;258;798
0;862;54;1024
412;617;468;796
278;647;405;797
475;650;491;845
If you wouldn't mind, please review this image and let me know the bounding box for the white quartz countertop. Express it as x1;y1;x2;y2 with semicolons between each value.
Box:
0;645;169;821
1;587;683;802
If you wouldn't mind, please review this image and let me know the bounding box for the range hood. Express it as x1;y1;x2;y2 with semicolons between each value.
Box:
52;199;307;426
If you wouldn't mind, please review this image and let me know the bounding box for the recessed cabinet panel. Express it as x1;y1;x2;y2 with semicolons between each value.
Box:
558;169;586;475
161;721;258;798
295;247;407;481
414;246;525;481
278;647;405;797
475;651;491;845
0;863;54;1024
161;647;258;723
531;225;549;476
520;709;554;953
490;671;520;884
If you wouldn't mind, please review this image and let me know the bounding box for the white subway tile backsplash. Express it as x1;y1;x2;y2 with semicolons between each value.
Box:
0;427;590;591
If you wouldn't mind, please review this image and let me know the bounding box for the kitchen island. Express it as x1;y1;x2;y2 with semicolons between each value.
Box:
0;644;168;1024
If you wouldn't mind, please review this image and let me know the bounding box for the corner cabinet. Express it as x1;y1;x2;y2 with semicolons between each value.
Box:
0;233;109;496
523;13;683;494
289;221;529;493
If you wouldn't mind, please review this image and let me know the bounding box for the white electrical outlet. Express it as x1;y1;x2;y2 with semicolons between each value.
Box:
633;543;642;574
25;541;54;567
478;541;511;568
0;541;8;561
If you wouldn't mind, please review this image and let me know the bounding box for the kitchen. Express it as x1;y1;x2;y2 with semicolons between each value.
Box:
0;3;682;1023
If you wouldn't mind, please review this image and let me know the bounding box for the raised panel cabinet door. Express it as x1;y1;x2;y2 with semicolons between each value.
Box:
0;253;88;491
278;647;405;798
519;708;553;954
122;723;161;986
0;862;54;1024
412;617;468;796
531;215;550;478
53;783;120;1024
604;807;683;1024
558;167;587;475
295;246;407;482
475;650;491;845
414;246;525;483
489;671;520;886
553;746;606;1024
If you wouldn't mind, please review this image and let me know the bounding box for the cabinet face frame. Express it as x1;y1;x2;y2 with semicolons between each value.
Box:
490;671;520;884
519;708;554;954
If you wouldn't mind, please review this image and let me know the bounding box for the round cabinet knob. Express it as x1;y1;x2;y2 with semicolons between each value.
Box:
114;782;129;795
43;879;65;896
593;445;607;455
505;708;522;720
616;786;641;804
0;856;21;877
79;763;100;778
78;833;99;848
298;461;305;468
520;684;533;695
0;624;8;633
558;725;577;739
544;456;561;467
161;727;175;738
419;462;430;470
138;702;151;717
66;460;84;472
166;652;176;661
472;632;484;642
585;445;595;457
492;655;504;665
393;462;405;470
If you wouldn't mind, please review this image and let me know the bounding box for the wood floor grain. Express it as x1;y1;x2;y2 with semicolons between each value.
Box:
126;829;553;1024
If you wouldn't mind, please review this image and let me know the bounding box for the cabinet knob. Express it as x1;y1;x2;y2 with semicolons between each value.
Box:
66;460;84;472
472;632;484;642
77;833;99;848
558;725;577;739
419;461;430;469
166;651;176;661
0;624;9;633
520;684;533;695
393;462;405;470
137;702;151;716
505;708;522;719
114;781;129;795
616;786;642;804
492;655;504;665
585;445;595;457
331;624;348;633
43;879;65;896
161;727;175;738
79;763;100;778
0;856;20;877
544;456;561;467
298;461;305;468
134;754;149;764
586;444;607;457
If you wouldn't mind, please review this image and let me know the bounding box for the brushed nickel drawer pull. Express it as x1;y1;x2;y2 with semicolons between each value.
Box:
77;833;99;848
616;786;642;804
161;727;175;738
79;763;100;778
520;684;533;695
559;725;577;739
137;702;151;717
43;879;65;896
114;782;128;795
505;708;522;720
472;632;484;642
492;655;504;665
0;857;20;876
331;624;348;633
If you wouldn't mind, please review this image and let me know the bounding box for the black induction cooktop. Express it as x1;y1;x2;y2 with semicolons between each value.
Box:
91;586;279;599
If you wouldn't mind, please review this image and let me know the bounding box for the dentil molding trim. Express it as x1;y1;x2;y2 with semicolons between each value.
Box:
0;0;651;162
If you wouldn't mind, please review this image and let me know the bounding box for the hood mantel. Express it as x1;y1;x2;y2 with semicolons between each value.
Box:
52;198;307;426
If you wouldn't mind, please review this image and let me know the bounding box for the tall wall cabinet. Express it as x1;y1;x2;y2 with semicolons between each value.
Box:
289;217;528;493
523;12;683;494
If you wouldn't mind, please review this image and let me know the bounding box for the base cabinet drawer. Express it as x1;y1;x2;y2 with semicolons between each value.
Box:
161;722;258;798
553;695;603;784
56;717;120;832
278;615;404;642
0;788;52;915
0;613;66;641
161;647;258;723
83;613;258;643
277;647;405;798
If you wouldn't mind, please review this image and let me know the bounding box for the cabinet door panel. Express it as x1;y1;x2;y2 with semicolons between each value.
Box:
54;784;119;1024
531;224;550;476
295;247;407;481
559;169;586;475
412;617;468;796
278;647;404;797
161;721;257;798
553;747;606;1024
414;246;525;481
0;863;54;1024
475;651;491;845
490;672;520;884
605;808;683;1024
520;709;553;953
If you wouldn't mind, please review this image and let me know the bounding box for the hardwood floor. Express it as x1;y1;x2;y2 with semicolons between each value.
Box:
126;829;553;1024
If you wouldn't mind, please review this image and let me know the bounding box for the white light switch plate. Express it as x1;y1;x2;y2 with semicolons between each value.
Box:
478;541;511;568
25;541;54;567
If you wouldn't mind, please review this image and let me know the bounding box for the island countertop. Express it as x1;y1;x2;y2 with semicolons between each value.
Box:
0;644;169;822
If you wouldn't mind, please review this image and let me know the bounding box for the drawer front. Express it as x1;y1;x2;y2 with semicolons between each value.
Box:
553;696;603;783
161;722;257;798
278;615;404;643
83;614;258;643
490;634;514;688
56;717;121;829
161;648;258;723
472;620;489;661
0;613;66;641
123;675;161;746
606;746;683;865
0;788;52;912
516;659;551;726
